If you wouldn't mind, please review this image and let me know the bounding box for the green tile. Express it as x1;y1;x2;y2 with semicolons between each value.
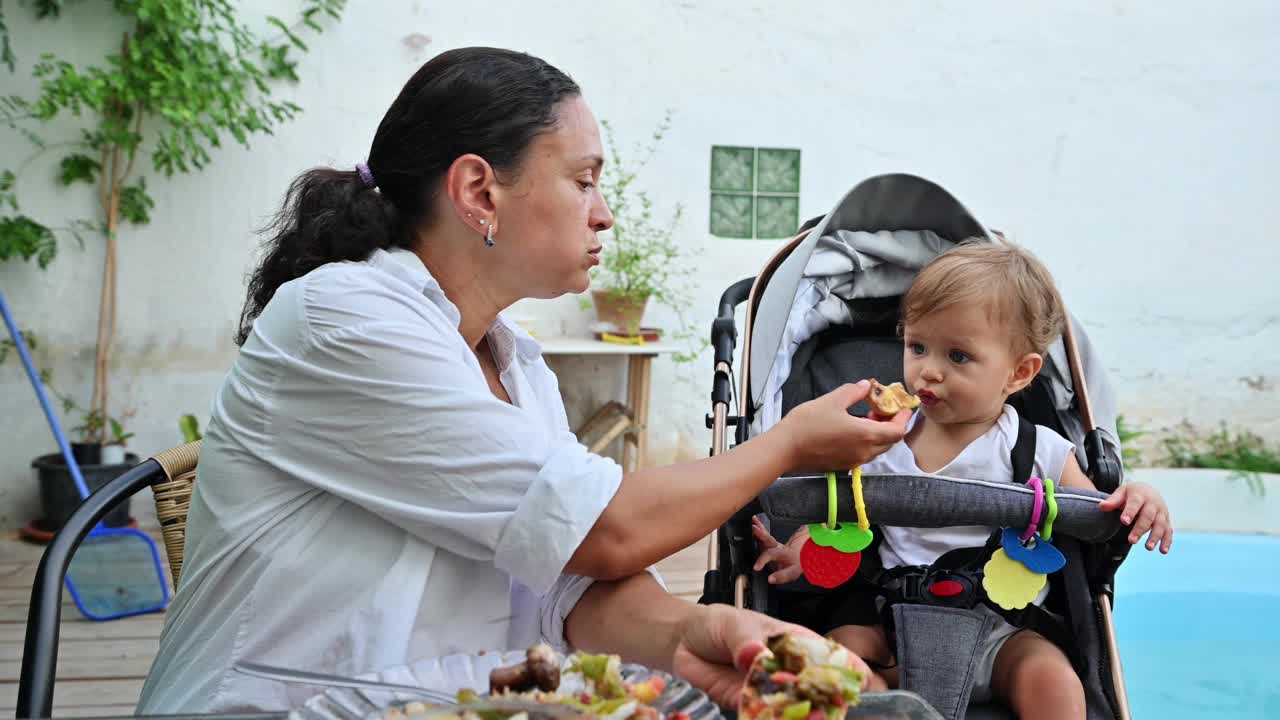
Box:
710;193;754;238
710;146;755;192
757;148;801;194
755;195;800;239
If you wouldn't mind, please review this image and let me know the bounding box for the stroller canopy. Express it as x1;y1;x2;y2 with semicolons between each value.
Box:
746;173;1121;472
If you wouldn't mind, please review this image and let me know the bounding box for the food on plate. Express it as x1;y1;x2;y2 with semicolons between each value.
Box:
490;643;562;693
382;644;687;720
739;634;863;720
385;701;575;720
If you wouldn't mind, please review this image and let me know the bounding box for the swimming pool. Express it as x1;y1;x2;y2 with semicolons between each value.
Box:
1114;530;1280;719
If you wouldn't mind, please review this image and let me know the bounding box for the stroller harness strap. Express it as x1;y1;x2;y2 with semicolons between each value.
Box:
864;414;1078;670
1010;412;1037;487
873;413;1038;603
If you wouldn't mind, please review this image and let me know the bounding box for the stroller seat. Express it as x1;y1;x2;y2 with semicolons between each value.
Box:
699;174;1133;720
755;471;1127;720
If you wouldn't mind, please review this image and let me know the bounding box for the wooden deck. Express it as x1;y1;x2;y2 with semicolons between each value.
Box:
0;509;709;718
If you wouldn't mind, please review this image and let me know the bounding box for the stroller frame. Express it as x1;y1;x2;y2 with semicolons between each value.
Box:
699;174;1133;720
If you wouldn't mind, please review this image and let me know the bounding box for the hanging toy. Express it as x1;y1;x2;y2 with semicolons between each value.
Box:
1001;478;1066;574
982;548;1045;610
801;468;875;588
983;476;1064;609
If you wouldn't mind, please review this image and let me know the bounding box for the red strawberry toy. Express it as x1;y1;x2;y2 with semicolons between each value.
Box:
800;537;862;588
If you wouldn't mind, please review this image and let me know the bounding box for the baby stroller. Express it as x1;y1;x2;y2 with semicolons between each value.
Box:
699;174;1134;720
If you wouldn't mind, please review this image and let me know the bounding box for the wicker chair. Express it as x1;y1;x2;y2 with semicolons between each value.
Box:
17;440;201;719
150;440;201;586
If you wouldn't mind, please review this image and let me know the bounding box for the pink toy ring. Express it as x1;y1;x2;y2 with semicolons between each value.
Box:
1019;476;1045;545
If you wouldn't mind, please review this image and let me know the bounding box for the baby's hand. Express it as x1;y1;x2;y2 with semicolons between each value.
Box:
1099;482;1173;553
751;517;809;584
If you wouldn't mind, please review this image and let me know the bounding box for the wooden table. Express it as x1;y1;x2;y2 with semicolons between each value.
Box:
539;337;679;471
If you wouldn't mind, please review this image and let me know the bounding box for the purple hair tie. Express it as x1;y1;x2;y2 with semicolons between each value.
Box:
355;161;377;189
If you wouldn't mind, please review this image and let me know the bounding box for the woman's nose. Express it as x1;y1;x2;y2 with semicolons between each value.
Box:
591;193;614;232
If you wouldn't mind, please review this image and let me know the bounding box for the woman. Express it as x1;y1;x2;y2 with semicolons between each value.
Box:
137;47;910;713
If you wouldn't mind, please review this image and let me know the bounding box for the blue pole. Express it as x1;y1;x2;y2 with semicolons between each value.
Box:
0;288;92;499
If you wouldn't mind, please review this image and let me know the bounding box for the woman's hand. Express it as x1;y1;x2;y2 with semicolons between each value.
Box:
672;604;871;707
569;381;909;583
777;381;911;471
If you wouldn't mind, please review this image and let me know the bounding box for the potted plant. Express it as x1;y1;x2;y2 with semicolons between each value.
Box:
32;410;139;532
2;330;142;534
588;112;697;339
1;0;343;535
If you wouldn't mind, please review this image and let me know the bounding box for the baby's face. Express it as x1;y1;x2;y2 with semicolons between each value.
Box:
901;301;1023;426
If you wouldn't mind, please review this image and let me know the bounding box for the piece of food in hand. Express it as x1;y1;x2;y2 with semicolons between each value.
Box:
867;380;919;419
740;634;862;720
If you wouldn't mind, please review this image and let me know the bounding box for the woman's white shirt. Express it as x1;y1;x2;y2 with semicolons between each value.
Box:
137;249;639;713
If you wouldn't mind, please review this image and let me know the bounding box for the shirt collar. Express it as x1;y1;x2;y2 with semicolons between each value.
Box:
376;248;543;366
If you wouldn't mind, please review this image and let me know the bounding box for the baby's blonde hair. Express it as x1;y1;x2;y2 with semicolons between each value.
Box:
902;239;1067;356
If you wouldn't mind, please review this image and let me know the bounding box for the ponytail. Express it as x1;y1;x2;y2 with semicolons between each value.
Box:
234;167;408;345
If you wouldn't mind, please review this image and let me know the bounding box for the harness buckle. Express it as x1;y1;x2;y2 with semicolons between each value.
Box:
922;570;979;609
880;559;986;610
900;573;924;603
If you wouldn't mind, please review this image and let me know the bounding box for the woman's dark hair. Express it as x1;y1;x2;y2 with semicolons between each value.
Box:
235;47;581;345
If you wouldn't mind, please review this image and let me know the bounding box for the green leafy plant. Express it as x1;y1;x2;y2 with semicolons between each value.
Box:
0;0;344;444
178;413;202;443
594;112;693;305
587;112;704;361
74;408;136;446
1162;421;1277;496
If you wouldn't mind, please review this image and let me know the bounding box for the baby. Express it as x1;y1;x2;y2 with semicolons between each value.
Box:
752;241;1172;719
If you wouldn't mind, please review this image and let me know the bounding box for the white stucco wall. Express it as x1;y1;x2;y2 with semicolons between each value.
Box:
2;0;1277;527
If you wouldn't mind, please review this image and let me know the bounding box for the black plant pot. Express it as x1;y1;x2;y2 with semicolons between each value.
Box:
32;450;138;532
70;442;103;466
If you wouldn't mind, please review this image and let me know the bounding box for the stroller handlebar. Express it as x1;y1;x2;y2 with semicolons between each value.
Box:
717;277;755;321
712;277;754;366
760;472;1123;544
710;277;754;414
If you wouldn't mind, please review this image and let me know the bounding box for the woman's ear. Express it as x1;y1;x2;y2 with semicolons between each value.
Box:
444;153;497;233
1005;352;1043;395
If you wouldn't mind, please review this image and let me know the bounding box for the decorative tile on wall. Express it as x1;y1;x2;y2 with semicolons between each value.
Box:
709;145;800;239
755;195;800;239
757;148;801;194
710;146;755;192
710;193;754;238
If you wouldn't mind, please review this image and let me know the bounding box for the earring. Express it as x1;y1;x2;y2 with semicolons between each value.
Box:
484;221;495;248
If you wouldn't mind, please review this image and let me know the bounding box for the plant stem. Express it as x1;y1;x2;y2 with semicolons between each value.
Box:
89;145;114;437
98;142;121;444
89;31;135;444
120;100;143;182
96;144;110;213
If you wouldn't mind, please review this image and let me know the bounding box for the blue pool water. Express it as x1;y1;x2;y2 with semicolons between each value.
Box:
1114;531;1280;719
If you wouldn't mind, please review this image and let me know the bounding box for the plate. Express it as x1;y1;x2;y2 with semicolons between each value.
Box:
291;650;722;720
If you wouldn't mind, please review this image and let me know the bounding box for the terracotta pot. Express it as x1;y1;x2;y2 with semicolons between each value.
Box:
591;289;650;335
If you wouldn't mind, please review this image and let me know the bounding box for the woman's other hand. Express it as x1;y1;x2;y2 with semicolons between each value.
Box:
672;604;871;707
